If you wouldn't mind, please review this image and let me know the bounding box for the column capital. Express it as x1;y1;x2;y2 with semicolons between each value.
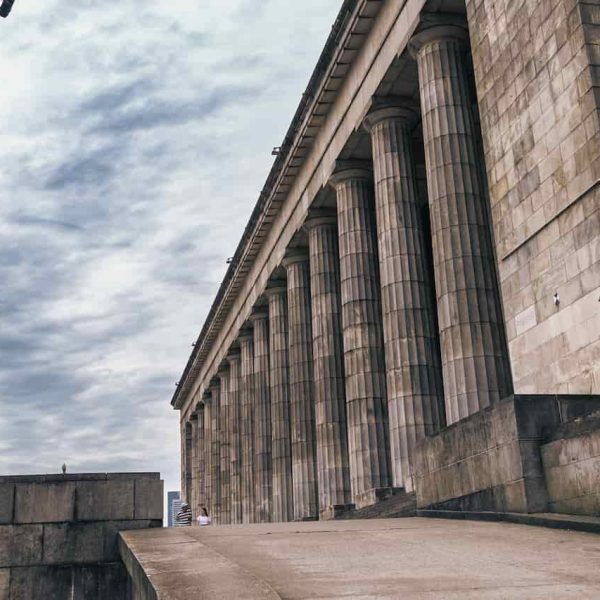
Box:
226;348;241;363
303;208;337;231
217;361;230;377
363;97;419;132
281;247;309;268
328;159;372;189
209;376;221;391
264;280;287;298
237;327;254;344
248;308;269;323
409;24;468;58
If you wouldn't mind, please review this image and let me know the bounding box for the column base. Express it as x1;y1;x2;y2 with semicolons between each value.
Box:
320;504;356;520
353;487;404;510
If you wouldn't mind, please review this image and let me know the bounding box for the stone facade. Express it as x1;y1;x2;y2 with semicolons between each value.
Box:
0;473;162;600
174;0;600;523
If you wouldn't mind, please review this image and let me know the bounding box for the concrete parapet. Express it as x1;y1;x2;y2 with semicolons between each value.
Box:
0;472;163;599
413;395;600;514
541;411;600;516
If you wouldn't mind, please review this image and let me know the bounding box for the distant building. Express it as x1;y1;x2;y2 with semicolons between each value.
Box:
167;491;182;527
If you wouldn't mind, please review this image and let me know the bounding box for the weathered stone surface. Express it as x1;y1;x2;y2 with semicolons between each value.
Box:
194;406;205;517
0;569;8;600
122;520;600;599
250;311;272;523
218;367;232;525
226;350;243;524
331;164;391;507
466;0;600;395
366;102;446;492
76;480;134;521
283;250;319;521
266;285;293;523
239;332;255;524
133;479;164;520
414;395;600;513
542;412;600;516
202;393;214;522
209;382;221;524
0;525;43;568
43;523;105;565
9;566;72;600
305;212;352;518
412;24;513;424
0;486;13;525
72;563;130;600
14;483;75;524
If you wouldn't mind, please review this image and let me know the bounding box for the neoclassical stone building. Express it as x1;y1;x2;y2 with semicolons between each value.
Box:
173;0;600;523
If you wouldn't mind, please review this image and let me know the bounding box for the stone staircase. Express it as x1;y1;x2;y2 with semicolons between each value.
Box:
340;491;417;520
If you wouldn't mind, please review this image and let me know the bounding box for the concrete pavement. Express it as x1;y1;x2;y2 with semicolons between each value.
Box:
120;517;600;599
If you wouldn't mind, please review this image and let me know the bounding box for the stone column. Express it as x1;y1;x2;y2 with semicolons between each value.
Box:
330;163;391;508
197;404;206;515
266;284;293;523
202;392;213;520
410;25;513;424
283;249;319;521
183;420;193;505
189;417;197;513
250;310;272;523
364;102;446;491
305;211;352;518
227;350;243;524
218;367;231;525
239;331;255;524
209;380;221;524
194;407;205;516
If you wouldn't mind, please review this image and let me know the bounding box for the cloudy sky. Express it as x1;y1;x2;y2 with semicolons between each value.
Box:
0;0;339;501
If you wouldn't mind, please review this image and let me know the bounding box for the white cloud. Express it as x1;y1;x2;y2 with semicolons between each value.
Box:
0;0;340;501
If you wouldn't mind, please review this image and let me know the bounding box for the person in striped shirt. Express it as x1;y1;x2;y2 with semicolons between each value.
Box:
175;502;192;526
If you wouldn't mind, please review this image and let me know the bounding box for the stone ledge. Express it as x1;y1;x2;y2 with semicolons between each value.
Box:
0;473;160;484
417;510;600;534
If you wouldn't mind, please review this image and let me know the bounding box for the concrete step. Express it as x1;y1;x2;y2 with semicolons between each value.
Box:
340;491;417;520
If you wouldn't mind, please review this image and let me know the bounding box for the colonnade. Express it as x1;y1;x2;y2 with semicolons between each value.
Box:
185;23;513;523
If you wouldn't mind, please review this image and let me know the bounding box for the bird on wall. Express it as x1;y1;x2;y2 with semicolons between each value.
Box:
0;0;16;18
62;463;67;475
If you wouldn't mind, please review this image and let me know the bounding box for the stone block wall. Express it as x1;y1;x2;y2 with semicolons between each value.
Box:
413;395;600;514
466;0;600;394
541;411;600;515
0;473;163;600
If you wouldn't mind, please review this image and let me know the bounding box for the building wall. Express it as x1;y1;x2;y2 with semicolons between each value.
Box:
541;411;600;515
467;0;600;394
0;473;163;600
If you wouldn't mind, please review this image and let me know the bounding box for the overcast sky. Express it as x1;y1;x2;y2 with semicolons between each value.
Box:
0;0;339;501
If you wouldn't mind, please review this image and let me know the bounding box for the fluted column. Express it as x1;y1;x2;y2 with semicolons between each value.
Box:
411;25;513;424
364;103;446;491
250;310;272;522
202;392;213;520
227;350;243;524
194;407;205;516
189;416;197;513
218;367;231;524
266;284;293;523
283;249;319;521
305;212;352;518
239;332;255;524
209;380;221;523
330;164;391;507
184;421;194;506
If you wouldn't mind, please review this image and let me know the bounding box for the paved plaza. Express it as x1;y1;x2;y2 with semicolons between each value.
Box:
121;518;600;599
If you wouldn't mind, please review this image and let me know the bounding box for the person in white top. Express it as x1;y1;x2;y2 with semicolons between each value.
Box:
197;506;211;526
